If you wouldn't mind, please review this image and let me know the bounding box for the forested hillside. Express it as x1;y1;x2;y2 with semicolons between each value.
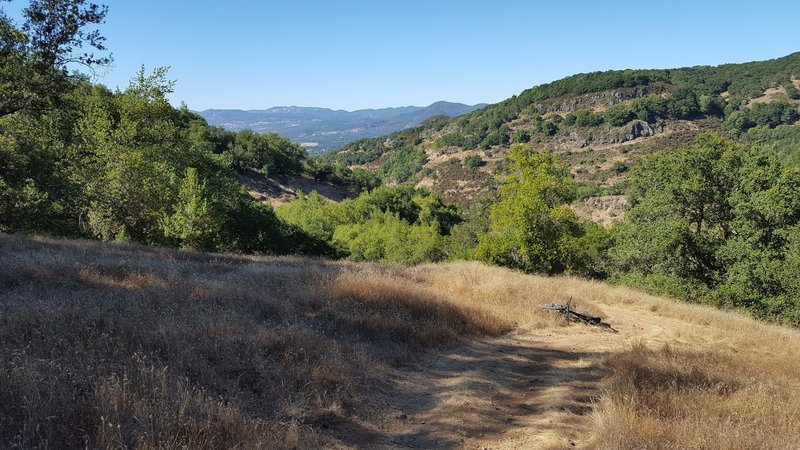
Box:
304;54;800;324
323;52;800;204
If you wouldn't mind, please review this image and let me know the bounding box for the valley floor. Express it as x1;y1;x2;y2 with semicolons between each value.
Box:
2;234;799;449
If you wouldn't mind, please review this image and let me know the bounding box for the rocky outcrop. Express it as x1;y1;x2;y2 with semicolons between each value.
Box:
626;121;663;140
603;121;664;144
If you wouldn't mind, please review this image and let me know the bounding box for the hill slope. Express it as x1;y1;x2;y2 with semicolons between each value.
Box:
197;101;485;154
3;233;800;449
324;53;800;213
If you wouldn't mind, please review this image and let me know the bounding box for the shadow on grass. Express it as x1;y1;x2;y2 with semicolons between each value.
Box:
0;232;606;449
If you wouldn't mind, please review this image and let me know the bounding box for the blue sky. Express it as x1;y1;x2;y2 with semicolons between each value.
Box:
6;1;800;110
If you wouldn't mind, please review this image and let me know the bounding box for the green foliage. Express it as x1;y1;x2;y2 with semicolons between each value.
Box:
441;192;495;261
463;154;485;168
230;129;306;176
573;182;602;201
323;52;800;185
474;144;609;277
574;109;604;127
604;104;635;126
160;167;220;250
304;159;381;193
511;129;531;143
0;52;318;255
631;94;669;122
437;132;470;148
699;94;725;116
610;161;629;174
332;211;441;265
723;101;800;135
539;119;558;136
381;147;428;183
665;88;700;118
786;82;800;100
740;125;800;165
0;0;110;117
277;185;461;265
612;133;800;324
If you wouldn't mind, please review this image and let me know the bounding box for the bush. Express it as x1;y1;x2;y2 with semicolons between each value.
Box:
463;155;485;168
610;161;629;174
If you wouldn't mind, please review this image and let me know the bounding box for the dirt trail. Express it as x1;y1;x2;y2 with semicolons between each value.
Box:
331;299;714;449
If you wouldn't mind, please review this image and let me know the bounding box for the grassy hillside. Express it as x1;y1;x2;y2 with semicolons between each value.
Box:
3;233;800;448
323;52;800;207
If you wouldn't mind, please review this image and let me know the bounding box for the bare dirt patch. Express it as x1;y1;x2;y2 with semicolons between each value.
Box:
571;195;629;228
748;85;790;106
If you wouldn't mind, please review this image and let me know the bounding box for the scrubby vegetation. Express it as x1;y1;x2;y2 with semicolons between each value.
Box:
276;185;460;264
325;53;800;170
0;2;378;255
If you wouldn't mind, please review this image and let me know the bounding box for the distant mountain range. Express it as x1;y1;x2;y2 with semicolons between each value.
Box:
196;101;486;154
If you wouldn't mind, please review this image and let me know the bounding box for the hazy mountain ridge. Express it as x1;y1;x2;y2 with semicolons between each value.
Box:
197;101;485;154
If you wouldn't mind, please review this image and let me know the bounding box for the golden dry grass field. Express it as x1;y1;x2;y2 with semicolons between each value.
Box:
2;233;800;449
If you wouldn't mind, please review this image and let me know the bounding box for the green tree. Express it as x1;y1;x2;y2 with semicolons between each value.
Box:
612;133;800;323
604;104;634;126
0;0;110;117
463;154;484;168
332;211;441;265
474;144;605;275
161;167;220;250
230;130;306;176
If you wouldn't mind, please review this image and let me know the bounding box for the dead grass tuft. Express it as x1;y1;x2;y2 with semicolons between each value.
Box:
592;343;800;449
325;271;509;346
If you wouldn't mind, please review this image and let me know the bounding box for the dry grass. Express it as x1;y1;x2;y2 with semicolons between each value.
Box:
517;277;800;449
3;233;800;448
410;261;607;328
593;343;800;449
0;234;512;448
405;264;800;448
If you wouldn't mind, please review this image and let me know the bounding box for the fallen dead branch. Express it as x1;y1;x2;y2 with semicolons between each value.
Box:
539;298;618;332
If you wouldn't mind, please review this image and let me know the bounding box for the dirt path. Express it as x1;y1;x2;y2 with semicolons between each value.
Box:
330;300;713;449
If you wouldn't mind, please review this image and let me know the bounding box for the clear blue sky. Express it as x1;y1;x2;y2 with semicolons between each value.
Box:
7;1;800;111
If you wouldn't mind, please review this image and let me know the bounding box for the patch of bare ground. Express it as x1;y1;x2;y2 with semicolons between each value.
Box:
424;158;496;204
748;85;793;106
3;236;800;449
236;168;352;205
571;195;628;228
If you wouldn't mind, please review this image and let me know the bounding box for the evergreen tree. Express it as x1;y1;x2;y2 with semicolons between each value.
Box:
161;167;220;251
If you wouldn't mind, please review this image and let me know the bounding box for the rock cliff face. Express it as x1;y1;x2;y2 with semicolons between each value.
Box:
626;121;663;140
